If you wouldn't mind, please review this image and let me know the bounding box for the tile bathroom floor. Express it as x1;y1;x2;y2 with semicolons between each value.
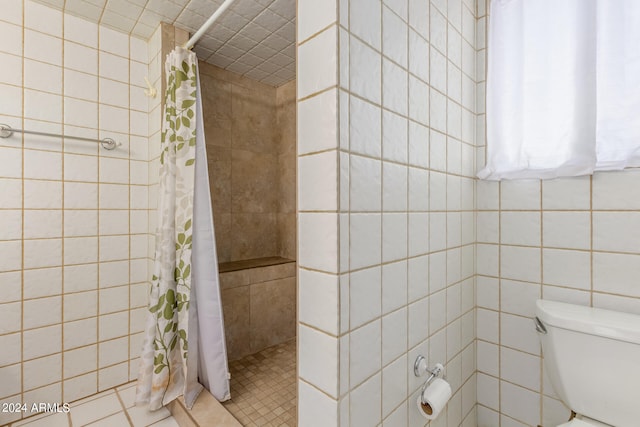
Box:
7;382;178;427
223;339;296;427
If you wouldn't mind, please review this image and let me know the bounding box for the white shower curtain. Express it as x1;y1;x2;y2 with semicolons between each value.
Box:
136;46;230;410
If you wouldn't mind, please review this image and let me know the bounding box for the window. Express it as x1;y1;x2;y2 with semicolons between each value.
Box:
478;0;640;180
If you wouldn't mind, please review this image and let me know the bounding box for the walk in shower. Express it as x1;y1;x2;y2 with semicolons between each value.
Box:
196;2;297;424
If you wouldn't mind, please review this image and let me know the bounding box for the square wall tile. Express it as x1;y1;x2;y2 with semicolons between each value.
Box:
24;210;62;239
543;212;590;250
592;170;640;210
24;239;62;269
299;151;338;211
63;345;97;379
351;155;382;211
298;0;337;42
382;261;407;313
384;112;409;164
501;180;541;210
500;381;540;426
299;213;338;273
500;245;541;283
24;149;62;180
64;40;98;75
350;320;381;387
298;26;337;99
298;89;338;155
382;308;407;365
0;364;21;399
64;372;98;402
0;334;21;367
350;0;382;49
23;325;61;361
381;355;407;418
24;59;62;94
350;373;382;427
0;21;23;56
500;280;540;318
593;212;640;253
23;353;61;391
299;325;338;398
25;0;62;37
350;267;381;329
25;29;61;65
501;313;540;355
23;267;62;299
298;380;338;427
350;213;382;270
65;13;98;48
500;211;540;247
544;178;590;208
298;269;339;335
593;252;640;298
543;249;590;290
350;37;381;104
350;96;382;157
383;60;408;116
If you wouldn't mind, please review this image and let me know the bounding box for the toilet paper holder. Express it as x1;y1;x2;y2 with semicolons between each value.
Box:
413;355;445;386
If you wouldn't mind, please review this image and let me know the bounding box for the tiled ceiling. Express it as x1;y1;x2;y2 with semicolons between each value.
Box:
34;0;296;86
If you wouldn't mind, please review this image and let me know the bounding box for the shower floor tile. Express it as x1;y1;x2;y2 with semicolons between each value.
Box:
223;339;296;427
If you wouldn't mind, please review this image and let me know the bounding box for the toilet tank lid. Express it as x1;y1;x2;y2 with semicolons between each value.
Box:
536;300;640;345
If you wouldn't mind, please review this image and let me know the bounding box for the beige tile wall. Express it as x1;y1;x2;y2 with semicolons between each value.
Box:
199;62;296;263
0;2;157;424
296;0;479;426
219;261;296;361
276;80;297;261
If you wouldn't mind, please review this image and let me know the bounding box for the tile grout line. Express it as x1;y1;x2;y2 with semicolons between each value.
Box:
404;0;411;423
61;6;66;408
20;0;26;422
378;1;384;423
96;20;102;397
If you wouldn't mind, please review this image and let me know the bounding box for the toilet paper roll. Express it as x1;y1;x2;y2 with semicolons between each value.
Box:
416;378;452;420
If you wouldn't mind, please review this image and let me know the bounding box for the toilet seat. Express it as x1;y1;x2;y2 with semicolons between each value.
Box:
557;416;611;427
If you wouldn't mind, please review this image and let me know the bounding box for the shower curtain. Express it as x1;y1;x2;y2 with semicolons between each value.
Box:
136;46;230;411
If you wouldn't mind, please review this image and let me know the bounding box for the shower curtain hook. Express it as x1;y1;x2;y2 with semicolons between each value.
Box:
144;76;157;98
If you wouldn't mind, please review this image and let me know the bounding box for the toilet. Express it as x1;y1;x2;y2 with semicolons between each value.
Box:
535;299;640;427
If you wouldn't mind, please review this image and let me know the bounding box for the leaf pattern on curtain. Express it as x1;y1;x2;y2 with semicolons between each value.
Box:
136;47;199;410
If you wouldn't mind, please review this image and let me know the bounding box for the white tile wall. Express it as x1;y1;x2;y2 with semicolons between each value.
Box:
297;0;478;426
475;5;640;427
0;2;156;424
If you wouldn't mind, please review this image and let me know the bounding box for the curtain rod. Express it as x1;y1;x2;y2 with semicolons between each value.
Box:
0;124;120;150
184;0;237;49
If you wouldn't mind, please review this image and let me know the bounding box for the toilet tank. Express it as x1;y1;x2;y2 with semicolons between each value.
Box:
536;300;640;427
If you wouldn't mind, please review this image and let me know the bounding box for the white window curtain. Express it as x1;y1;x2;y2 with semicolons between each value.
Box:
478;0;640;180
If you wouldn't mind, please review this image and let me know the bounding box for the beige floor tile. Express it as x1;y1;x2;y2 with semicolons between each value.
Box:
11;412;69;427
223;339;296;427
126;405;171;427
116;385;137;408
149;416;180;427
84;411;130;426
70;390;116;407
11;384;179;427
116;381;136;392
69;394;122;426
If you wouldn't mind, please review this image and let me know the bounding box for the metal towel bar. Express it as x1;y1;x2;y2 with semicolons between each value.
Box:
0;123;120;150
